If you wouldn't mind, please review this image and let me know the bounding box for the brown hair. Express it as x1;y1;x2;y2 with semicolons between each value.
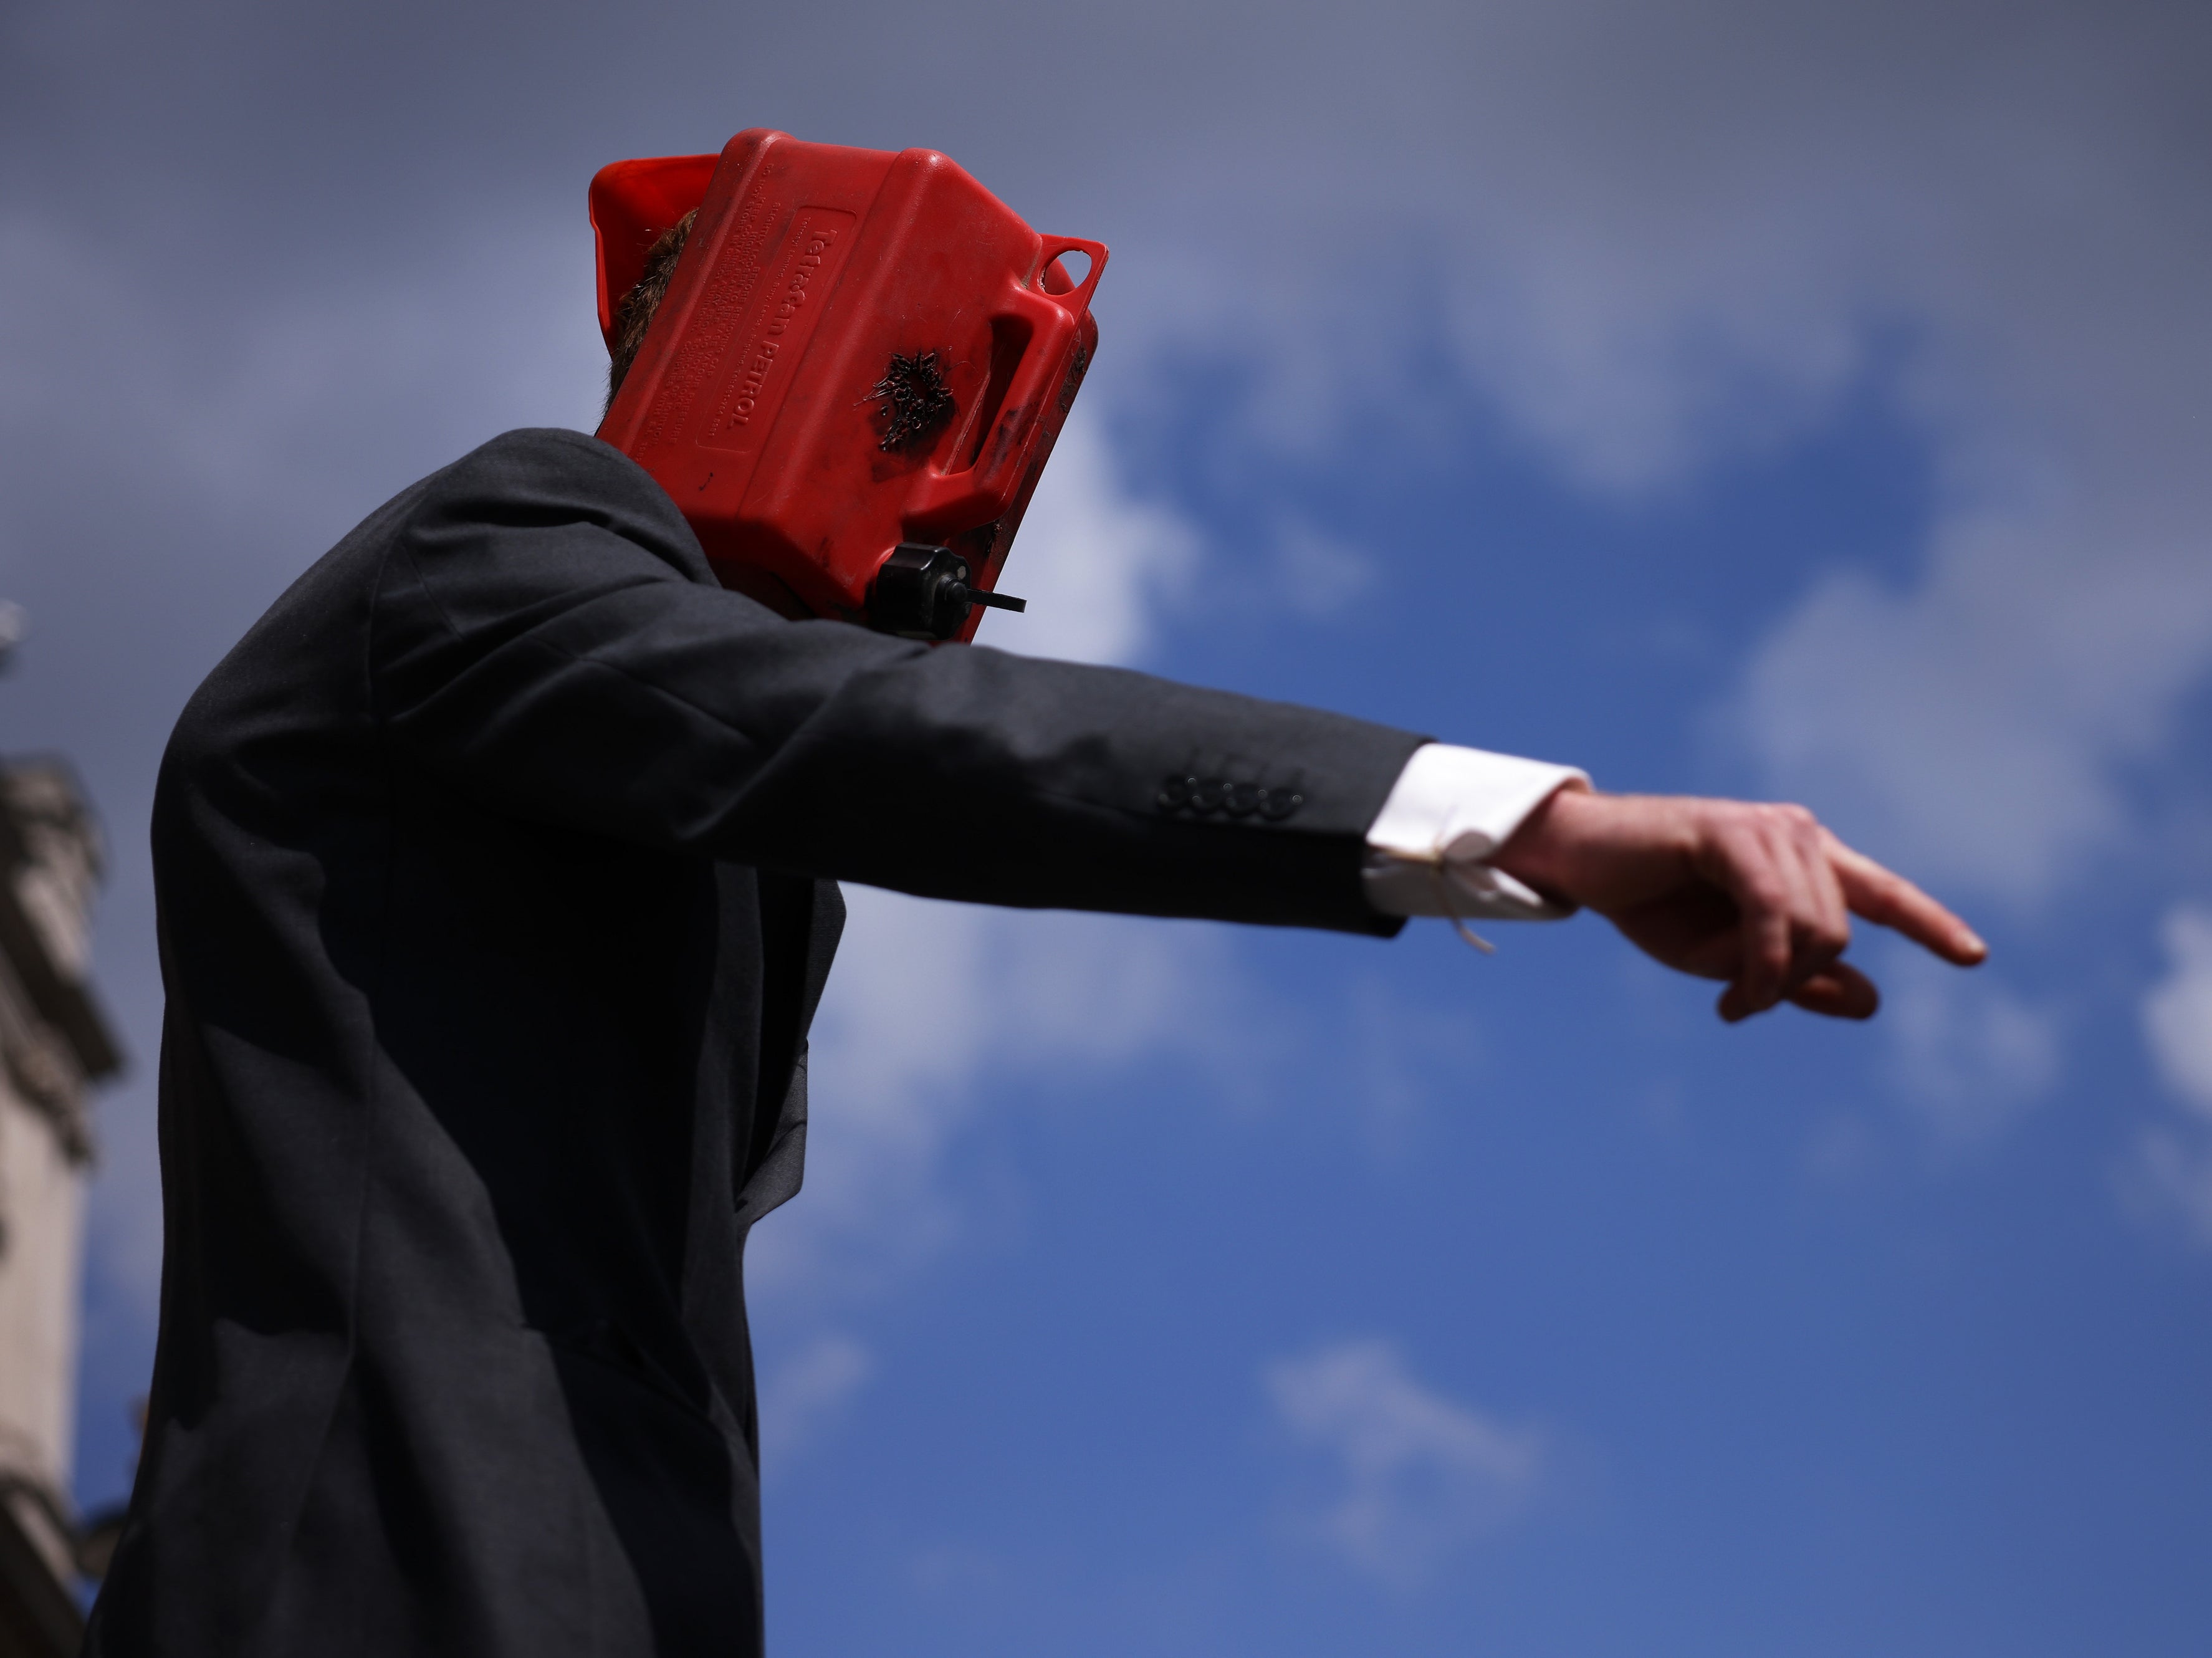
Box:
603;209;697;418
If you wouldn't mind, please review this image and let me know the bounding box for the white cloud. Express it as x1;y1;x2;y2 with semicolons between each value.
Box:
1879;944;2061;1145
2122;907;2212;1247
0;210;603;556
2142;908;2212;1118
743;887;1261;1465
1265;1338;1546;1585
1736;499;2212;901
987;405;1198;666
745;889;1251;1303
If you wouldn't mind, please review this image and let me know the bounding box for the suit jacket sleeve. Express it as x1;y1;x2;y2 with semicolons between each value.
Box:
370;428;1427;935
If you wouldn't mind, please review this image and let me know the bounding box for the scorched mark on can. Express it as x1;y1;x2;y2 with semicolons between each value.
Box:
867;350;956;453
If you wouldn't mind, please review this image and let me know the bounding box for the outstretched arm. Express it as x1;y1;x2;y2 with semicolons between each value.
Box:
376;434;1980;994
373;430;1427;934
1489;786;1986;1021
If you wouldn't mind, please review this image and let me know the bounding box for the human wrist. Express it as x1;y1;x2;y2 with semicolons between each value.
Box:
1359;745;1590;922
1487;778;1598;906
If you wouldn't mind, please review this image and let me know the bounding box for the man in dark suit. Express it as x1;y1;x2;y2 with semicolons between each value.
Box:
84;337;1982;1657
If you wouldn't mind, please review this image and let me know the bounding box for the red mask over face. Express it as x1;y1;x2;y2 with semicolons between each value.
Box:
591;130;1106;641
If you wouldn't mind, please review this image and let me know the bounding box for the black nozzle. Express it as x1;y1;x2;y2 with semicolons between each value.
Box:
868;543;1027;640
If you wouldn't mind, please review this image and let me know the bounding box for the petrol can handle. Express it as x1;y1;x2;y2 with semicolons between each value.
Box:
905;236;1108;534
1036;236;1108;317
906;295;1068;529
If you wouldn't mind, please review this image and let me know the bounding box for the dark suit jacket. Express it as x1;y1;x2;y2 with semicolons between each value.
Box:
84;428;1425;1657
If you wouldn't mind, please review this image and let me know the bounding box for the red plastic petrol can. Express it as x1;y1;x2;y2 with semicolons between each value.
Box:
591;130;1106;642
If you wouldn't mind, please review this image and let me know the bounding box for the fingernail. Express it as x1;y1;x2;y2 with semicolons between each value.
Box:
1962;929;1988;957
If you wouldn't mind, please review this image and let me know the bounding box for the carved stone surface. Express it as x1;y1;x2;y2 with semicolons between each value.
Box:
0;759;121;1657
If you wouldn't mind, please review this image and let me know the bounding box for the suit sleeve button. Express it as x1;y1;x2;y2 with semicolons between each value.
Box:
1189;777;1227;813
1259;788;1304;821
1157;775;1194;810
1225;782;1262;817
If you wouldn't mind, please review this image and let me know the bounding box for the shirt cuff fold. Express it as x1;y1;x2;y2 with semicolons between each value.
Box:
1360;743;1589;922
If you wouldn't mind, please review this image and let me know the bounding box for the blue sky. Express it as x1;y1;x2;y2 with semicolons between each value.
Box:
4;2;2210;1652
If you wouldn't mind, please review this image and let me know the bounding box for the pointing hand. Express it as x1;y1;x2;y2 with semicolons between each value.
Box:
1489;788;1986;1020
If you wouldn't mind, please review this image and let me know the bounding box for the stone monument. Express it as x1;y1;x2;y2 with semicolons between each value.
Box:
0;753;122;1657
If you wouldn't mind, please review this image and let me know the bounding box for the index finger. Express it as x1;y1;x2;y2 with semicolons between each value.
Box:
1822;830;1987;966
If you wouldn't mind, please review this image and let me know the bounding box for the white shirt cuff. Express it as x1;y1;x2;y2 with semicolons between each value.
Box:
1362;743;1589;921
